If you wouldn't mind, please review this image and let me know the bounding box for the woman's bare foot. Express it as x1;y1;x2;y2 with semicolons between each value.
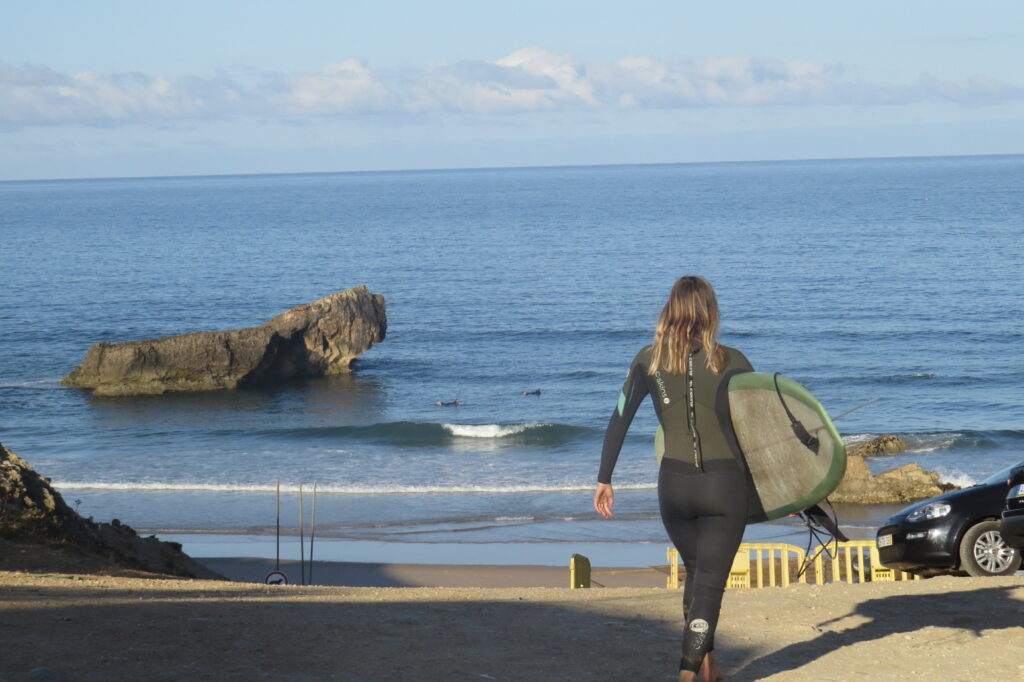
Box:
699;652;725;682
678;671;697;682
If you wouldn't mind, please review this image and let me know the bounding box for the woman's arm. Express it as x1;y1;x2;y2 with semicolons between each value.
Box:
597;357;649;484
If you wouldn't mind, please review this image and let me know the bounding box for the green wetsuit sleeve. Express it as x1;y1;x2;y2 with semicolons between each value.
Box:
598;353;650;484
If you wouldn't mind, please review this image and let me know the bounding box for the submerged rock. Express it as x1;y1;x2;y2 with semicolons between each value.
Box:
62;285;386;396
0;442;223;579
831;435;957;504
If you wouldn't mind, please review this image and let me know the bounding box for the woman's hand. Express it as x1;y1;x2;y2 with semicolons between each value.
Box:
594;482;615;519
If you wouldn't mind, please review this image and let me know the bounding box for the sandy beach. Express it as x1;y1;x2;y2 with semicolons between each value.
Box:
2;552;1022;682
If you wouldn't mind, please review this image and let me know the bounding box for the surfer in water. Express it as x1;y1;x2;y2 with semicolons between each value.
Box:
594;275;753;682
435;398;462;406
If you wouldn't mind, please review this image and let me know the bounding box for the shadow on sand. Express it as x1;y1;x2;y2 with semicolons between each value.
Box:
730;585;1023;681
0;579;760;681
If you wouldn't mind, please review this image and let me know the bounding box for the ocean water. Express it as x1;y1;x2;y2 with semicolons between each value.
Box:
1;156;1022;563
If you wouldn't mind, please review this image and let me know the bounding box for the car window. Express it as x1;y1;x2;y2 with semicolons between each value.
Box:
980;464;1021;486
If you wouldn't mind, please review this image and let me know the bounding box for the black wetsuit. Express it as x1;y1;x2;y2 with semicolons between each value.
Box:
598;344;753;673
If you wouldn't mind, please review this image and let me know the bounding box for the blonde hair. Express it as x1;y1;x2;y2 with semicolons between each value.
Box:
649;276;727;375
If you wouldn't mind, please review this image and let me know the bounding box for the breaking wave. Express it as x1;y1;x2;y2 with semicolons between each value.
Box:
258;421;593;446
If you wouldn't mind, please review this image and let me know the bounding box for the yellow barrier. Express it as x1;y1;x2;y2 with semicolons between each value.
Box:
570;553;591;589
730;543;808;588
809;540;920;584
728;549;752;589
663;540;919;589
667;547;680;589
571;553;674;588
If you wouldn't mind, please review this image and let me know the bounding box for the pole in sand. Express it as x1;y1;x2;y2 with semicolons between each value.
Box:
299;483;306;586
309;481;317;585
275;479;281;572
263;480;288;586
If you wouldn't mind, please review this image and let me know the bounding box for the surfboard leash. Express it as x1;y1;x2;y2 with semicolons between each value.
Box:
796;498;845;579
772;373;820;454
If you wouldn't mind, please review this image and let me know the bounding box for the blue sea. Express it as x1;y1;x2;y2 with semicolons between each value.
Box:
1;155;1022;566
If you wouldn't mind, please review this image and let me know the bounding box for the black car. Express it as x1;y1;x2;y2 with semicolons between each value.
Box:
1000;465;1024;549
876;463;1023;577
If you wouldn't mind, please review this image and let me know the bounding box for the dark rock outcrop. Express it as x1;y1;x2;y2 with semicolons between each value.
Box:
1;443;223;579
847;434;907;458
831;435;957;504
63;286;386;396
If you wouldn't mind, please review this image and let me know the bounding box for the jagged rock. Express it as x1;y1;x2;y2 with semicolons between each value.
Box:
62;286;386;396
0;443;223;579
847;434;907;457
831;434;955;504
875;463;957;500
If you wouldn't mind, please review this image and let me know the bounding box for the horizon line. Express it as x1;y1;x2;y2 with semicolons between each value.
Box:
2;151;1022;184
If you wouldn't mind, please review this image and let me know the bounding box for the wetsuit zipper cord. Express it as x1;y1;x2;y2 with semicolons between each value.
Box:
687;350;705;471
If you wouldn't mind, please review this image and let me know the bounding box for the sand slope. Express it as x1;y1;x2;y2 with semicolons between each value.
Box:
1;571;1022;681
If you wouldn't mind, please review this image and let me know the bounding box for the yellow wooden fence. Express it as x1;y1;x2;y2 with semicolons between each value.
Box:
570;541;919;589
659;540;919;589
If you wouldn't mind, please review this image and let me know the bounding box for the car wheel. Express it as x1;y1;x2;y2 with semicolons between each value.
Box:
958;520;1022;577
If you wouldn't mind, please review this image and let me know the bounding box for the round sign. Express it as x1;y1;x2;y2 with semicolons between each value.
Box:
264;570;288;585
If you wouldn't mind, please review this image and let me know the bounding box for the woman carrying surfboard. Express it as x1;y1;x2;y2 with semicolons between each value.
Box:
595;275;753;682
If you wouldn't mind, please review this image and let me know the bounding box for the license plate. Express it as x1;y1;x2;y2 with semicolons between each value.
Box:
877;534;893;548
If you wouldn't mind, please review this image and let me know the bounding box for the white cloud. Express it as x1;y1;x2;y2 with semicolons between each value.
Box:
590;56;838;108
408;48;593;113
263;60;396;114
1;50;1022;128
0;63;243;124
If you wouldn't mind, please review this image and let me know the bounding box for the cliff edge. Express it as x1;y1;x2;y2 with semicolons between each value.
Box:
1;443;223;579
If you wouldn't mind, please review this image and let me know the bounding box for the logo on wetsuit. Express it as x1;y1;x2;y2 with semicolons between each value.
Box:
688;618;709;650
654;371;670;405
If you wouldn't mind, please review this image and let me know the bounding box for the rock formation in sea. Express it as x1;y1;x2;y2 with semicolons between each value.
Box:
831;434;958;504
0;443;222;579
62;285;387;396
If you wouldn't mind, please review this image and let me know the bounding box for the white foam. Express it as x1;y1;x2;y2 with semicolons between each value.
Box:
842;433;878;446
904;432;961;454
0;379;64;390
842;432;961;455
442;423;541;438
936;470;976;488
53;480;657;495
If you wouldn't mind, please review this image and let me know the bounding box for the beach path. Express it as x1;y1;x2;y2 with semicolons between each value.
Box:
1;571;1021;681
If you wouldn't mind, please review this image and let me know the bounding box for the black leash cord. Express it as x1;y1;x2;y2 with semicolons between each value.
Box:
796;498;843;579
772;372;820;453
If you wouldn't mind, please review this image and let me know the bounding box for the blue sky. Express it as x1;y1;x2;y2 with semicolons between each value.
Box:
2;1;1023;179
